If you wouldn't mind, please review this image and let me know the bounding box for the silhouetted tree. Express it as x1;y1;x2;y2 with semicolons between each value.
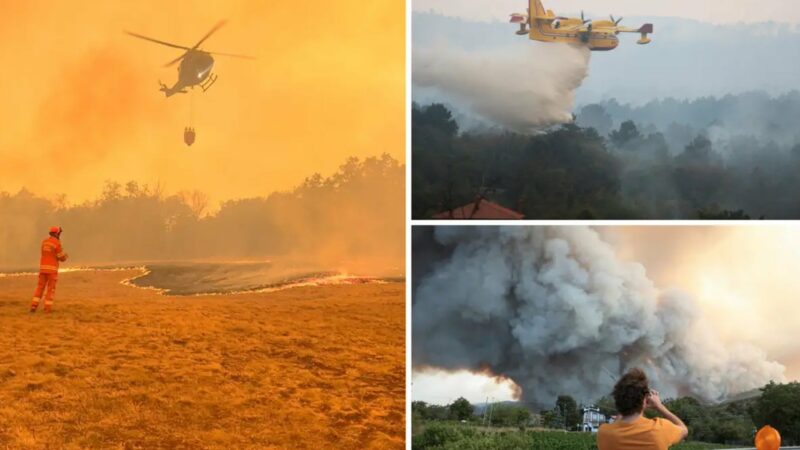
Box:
0;154;404;268
448;397;474;421
610;121;641;147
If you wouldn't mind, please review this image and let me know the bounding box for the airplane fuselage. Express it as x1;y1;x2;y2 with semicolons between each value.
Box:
531;26;619;52
533;22;619;51
512;0;652;51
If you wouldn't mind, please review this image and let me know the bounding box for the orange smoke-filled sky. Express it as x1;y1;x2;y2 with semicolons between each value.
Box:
0;1;404;204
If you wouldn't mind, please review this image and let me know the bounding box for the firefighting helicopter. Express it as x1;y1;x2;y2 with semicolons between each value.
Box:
510;0;653;51
125;20;254;97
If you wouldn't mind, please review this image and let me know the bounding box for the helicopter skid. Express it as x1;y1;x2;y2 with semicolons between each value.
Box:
200;74;218;92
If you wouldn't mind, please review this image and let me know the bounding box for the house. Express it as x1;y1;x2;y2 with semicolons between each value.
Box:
432;196;525;220
580;405;610;433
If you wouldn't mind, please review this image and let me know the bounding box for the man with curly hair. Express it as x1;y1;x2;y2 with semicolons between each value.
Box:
597;368;688;449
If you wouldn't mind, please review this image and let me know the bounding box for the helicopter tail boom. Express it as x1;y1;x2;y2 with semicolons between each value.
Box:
159;80;187;97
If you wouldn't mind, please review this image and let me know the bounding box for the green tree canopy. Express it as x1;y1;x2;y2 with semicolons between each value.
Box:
750;382;800;444
448;397;474;421
556;395;581;430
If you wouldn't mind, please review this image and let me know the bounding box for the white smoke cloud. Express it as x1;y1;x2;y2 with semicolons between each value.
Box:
412;226;785;408
413;42;591;132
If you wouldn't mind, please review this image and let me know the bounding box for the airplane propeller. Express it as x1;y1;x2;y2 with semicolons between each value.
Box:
610;15;623;25
581;10;591;24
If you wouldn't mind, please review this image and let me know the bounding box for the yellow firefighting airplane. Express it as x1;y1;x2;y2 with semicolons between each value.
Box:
510;0;653;51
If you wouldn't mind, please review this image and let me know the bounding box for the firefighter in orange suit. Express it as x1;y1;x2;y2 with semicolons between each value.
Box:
31;226;68;313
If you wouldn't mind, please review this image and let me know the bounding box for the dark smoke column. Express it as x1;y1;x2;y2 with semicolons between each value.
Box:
412;226;784;409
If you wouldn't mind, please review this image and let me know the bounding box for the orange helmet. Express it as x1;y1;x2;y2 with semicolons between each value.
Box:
49;226;62;234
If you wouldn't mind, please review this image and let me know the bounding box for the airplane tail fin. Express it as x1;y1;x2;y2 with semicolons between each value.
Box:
637;23;653;45
531;0;546;17
511;0;552;39
526;0;552;40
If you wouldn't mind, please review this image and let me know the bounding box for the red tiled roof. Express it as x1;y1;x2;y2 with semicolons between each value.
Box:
432;198;525;220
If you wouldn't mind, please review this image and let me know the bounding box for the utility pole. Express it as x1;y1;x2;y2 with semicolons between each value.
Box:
487;397;495;428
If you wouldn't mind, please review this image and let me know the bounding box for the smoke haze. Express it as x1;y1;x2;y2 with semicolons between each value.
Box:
413;43;590;131
0;1;404;203
412;226;785;408
413;12;800;108
0;155;404;277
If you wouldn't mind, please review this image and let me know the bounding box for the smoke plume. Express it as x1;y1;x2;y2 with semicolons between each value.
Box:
0;155;404;277
412;226;785;408
413;42;590;132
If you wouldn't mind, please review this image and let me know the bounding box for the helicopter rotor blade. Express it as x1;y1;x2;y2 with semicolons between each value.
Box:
124;30;191;50
191;19;227;51
163;52;188;67
208;51;256;60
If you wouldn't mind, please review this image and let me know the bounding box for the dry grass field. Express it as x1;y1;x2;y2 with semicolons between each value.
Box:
0;270;405;449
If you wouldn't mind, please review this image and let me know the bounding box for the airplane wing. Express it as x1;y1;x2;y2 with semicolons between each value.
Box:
560;23;589;32
512;13;572;24
616;24;653;34
508;14;560;23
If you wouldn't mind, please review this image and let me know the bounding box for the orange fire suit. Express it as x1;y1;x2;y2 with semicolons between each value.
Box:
31;237;67;312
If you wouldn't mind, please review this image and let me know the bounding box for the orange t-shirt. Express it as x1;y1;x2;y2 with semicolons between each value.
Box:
597;416;685;450
39;236;64;274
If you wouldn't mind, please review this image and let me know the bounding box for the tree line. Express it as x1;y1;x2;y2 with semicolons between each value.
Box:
412;101;800;219
412;382;800;446
0;154;404;269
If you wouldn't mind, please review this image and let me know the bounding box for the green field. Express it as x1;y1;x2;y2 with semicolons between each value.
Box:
412;423;735;450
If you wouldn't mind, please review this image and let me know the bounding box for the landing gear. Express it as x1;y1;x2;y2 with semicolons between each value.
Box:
200;73;217;92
